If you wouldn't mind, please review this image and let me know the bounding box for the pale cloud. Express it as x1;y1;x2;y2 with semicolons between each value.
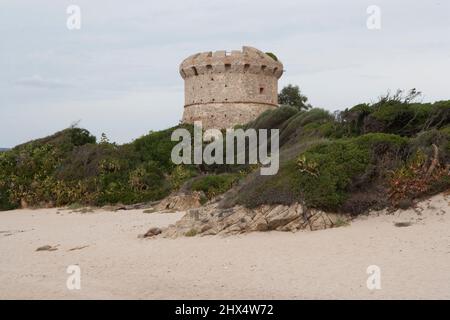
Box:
0;0;449;147
14;75;71;89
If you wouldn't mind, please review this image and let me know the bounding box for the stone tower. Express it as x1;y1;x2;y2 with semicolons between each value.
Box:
180;46;284;129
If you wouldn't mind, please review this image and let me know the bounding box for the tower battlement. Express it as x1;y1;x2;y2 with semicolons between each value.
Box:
180;46;284;129
180;46;283;79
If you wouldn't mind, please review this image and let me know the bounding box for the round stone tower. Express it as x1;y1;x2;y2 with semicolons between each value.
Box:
180;46;284;129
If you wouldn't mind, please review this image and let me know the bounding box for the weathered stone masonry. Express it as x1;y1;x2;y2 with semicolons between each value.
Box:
180;46;284;129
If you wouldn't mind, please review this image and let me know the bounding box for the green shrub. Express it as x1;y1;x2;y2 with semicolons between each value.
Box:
246;106;298;131
169;165;197;190
237;133;408;211
132;124;193;172
184;229;198;237
190;174;240;199
410;129;450;162
1;96;448;213
0;126;186;210
279;108;334;144
265;52;278;61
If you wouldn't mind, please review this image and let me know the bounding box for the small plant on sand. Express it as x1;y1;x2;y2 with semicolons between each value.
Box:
190;174;240;200
67;202;83;210
333;218;350;228
389;146;449;206
184;229;198;237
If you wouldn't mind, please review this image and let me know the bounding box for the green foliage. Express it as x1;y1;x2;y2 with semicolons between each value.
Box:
0;125;194;210
1;92;449;215
339;92;449;137
265;52;278;61
132;124;193;172
169;165;197;190
184;229;198;237
389;148;449;205
278;84;311;111
246;106;298;130
190;173;240;199
228;97;448;213
295;134;407;209
279;108;334;144
439;125;450;156
236;133;409;211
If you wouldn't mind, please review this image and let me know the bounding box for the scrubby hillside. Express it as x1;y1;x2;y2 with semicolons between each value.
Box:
226;96;450;214
1;91;449;213
0;126;197;210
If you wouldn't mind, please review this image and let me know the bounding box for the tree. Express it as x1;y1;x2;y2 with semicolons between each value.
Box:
100;133;110;144
278;84;311;110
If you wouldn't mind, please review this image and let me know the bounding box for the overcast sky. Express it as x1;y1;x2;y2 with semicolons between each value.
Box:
1;0;449;147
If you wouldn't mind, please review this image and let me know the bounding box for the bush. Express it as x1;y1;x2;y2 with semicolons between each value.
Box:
278;85;311;110
340;98;450;137
265;52;278;61
388;148;449;205
1;96;448;213
132;124;193;172
0;125;192;210
237;133;408;211
279;108;335;144
184;229;198;237
246;106;298;131
190;174;240;200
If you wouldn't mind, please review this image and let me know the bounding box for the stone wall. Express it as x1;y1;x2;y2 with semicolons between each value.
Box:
182;102;277;129
180;46;283;129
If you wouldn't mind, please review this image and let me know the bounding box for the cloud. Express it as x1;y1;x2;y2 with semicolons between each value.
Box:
1;0;450;147
14;75;70;89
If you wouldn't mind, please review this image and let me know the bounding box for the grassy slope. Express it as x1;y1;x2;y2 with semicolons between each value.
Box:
1;99;449;213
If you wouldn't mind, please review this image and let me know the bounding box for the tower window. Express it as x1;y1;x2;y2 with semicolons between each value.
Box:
244;64;250;72
260;87;265;94
225;63;231;71
192;67;198;76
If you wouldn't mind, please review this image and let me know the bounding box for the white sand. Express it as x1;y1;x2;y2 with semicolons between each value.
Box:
0;193;449;300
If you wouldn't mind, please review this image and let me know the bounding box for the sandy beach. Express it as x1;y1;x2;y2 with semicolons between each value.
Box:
0;193;449;300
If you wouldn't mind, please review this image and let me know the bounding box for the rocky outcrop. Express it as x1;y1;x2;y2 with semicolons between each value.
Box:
155;192;204;211
139;227;162;238
160;202;349;238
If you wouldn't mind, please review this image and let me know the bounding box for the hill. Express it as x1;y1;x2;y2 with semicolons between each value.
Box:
0;94;449;213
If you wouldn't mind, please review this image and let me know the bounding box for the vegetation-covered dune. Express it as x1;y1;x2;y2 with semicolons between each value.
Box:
0;126;195;210
1;90;449;214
